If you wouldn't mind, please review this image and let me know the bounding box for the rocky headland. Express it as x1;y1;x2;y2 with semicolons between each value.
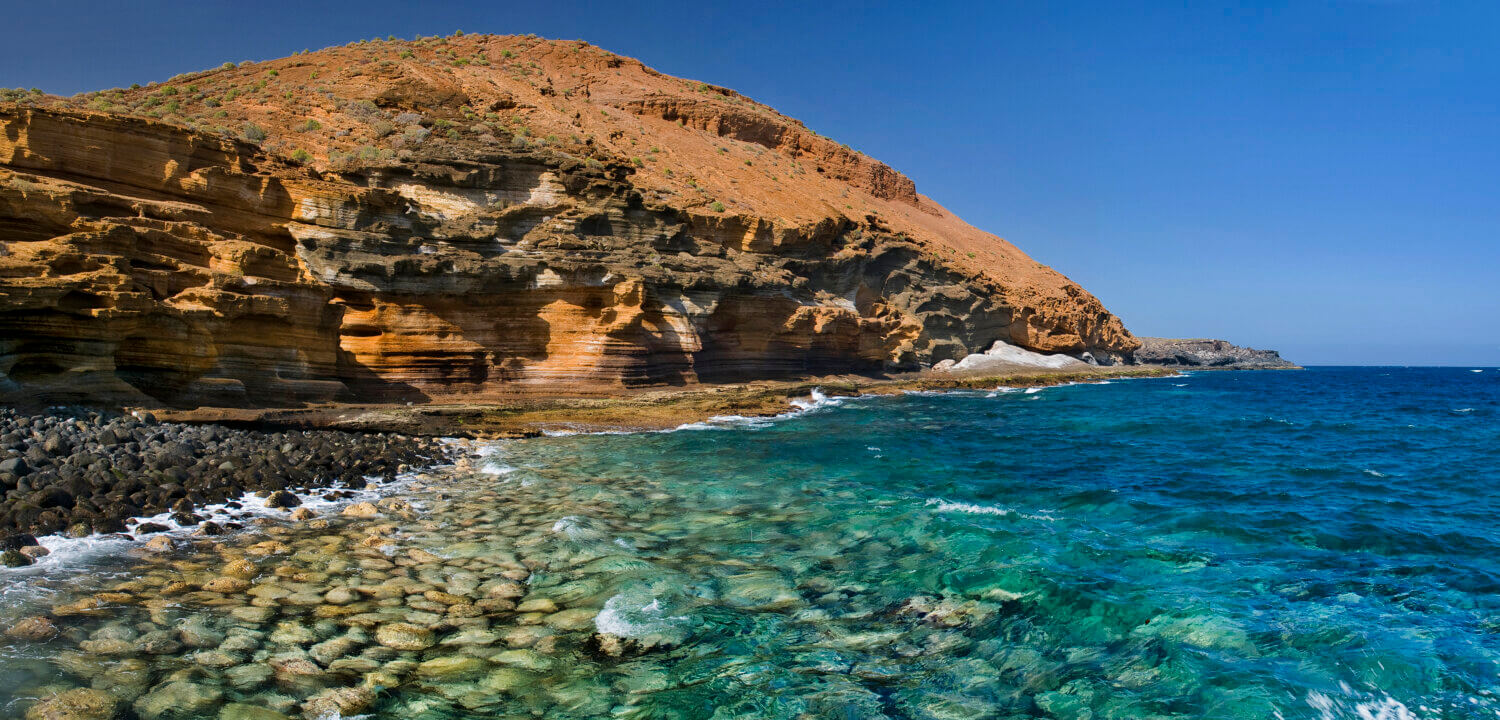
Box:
1;33;1138;412
1133;337;1299;370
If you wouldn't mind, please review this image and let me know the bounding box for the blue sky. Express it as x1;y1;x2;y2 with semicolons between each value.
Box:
4;1;1496;365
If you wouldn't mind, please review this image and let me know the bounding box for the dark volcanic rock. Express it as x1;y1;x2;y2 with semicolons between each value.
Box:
264;491;302;509
1134;338;1298;370
0;408;450;538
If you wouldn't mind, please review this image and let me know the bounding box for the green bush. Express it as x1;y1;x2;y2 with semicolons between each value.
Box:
242;122;267;143
299;119;322;132
290;149;311;164
710;201;725;212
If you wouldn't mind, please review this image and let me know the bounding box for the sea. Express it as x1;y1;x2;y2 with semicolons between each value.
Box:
1;367;1496;719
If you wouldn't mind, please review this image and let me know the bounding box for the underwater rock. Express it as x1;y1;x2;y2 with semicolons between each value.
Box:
202;576;251;594
178;618;225;648
224;664;273;691
543;607;597;630
308;632;365;666
515;597;557;614
132;681;222;720
263;492;301;509
222;559;259;579
216;703;290;720
300;686;375;720
267;621;317;646
721;572;803;610
322;586;360;605
24;688;119;720
7;615;59;640
415;656;487;680
77;638;135;655
229;606;276;624
491;648;555;672
192;650;243;669
375;622;435;651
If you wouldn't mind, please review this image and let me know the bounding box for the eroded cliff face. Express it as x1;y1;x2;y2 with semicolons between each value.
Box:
0;37;1137;408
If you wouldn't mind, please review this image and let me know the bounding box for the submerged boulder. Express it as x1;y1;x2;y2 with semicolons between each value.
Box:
24;688;119;720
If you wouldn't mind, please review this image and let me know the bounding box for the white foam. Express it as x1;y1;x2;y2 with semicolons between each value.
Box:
595;592;689;639
1305;690;1421;720
927;499;1012;516
789;387;831;410
925;498;1055;522
658;387;863;434
551;515;610;543
1363;469;1389;478
473;443;519;476
0;461;445;608
1452;408;1474;414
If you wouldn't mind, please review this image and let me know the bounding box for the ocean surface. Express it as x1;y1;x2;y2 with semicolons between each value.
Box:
2;367;1497;719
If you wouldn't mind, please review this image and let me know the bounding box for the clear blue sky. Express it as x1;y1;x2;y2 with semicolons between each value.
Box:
4;1;1496;365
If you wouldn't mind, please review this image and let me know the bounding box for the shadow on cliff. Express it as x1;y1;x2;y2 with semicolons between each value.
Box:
336;350;433;404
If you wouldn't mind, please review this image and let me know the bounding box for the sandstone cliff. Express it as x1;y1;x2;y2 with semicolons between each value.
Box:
0;34;1137;408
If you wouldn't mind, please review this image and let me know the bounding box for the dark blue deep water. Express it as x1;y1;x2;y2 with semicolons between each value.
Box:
2;367;1496;719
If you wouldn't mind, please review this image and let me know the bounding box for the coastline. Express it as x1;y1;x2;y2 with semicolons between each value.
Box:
150;364;1183;439
0;364;1171;550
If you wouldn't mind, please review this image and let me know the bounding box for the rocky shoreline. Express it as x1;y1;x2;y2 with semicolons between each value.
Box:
0;408;450;561
151;365;1179;439
0;366;1167;554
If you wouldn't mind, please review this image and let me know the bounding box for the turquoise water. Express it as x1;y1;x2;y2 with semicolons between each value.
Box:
3;367;1498;719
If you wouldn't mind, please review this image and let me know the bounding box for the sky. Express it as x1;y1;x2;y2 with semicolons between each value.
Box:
3;1;1496;365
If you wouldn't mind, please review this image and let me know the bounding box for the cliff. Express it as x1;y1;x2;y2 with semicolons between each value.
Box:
1133;338;1297;370
0;34;1137;408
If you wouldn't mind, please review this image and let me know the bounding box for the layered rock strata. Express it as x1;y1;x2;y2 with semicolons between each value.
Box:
1;35;1138;408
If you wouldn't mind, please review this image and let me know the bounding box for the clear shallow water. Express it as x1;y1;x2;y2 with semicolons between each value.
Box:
2;367;1498;719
